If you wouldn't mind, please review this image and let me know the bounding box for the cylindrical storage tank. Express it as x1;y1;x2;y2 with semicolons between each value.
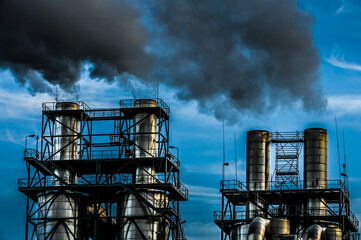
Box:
269;219;290;235
304;128;327;216
37;194;80;240
134;99;157;184
37;102;80;240
133;99;157;159
231;224;249;240
269;219;290;240
247;130;270;217
119;99;168;240
54;102;79;184
325;225;341;240
119;191;169;240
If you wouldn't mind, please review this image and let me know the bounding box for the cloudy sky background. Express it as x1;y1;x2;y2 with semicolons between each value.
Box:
1;0;361;239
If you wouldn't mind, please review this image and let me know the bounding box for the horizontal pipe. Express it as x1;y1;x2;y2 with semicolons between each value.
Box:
248;217;270;240
307;224;323;240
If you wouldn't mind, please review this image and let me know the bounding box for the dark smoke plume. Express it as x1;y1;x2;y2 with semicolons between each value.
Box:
0;0;151;93
149;0;326;121
0;0;326;121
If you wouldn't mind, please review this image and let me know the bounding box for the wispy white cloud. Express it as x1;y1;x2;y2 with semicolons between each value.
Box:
185;184;220;198
2;129;24;146
325;55;361;72
327;94;361;116
0;88;52;120
336;0;350;15
184;160;246;179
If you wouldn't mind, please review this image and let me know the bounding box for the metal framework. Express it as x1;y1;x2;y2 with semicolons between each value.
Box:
215;130;359;240
215;180;359;240
18;99;188;240
270;131;303;188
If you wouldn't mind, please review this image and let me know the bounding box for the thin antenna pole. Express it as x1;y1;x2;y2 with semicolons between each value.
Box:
222;120;225;181
335;116;341;177
221;120;225;240
155;78;159;99
342;130;348;188
157;79;159;100
234;132;237;180
55;85;58;102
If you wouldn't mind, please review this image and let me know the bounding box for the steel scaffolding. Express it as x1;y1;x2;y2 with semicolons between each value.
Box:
18;99;188;240
215;129;359;240
271;131;303;188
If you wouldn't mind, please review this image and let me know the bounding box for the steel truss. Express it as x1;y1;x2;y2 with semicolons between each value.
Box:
19;99;188;240
270;131;303;188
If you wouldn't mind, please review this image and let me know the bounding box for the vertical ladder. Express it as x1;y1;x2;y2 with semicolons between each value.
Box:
110;120;121;144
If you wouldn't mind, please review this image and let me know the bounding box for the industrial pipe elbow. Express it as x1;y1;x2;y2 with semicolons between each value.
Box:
307;224;323;240
248;217;270;240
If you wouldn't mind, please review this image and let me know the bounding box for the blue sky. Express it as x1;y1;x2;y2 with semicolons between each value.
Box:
1;0;361;239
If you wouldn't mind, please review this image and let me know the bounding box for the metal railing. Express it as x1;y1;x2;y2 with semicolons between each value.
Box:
42;101;91;111
86;109;121;118
43;99;169;114
214;210;265;221
213;206;359;229
221;179;349;195
221;180;248;192
24;149;40;159
119;98;170;114
18;173;188;198
220;180;278;216
39;148;180;168
270;131;304;142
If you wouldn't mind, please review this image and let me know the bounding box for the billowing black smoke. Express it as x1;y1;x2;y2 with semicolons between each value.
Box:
148;0;326;120
0;0;326;121
0;0;151;93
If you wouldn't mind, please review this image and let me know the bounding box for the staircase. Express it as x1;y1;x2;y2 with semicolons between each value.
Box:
170;215;186;240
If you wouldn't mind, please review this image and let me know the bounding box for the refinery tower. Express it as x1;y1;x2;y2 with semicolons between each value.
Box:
18;99;188;240
215;129;359;240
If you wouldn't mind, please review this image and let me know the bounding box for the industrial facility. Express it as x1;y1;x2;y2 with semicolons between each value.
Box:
214;129;359;240
18;99;188;239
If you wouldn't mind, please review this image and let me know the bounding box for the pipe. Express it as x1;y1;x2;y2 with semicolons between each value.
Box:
248;217;270;240
304;128;327;217
307;224;323;240
37;102;80;240
246;130;270;218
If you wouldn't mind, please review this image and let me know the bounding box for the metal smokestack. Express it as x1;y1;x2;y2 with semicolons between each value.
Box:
37;102;80;240
134;99;157;183
246;130;270;217
120;99;168;240
304;128;327;216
